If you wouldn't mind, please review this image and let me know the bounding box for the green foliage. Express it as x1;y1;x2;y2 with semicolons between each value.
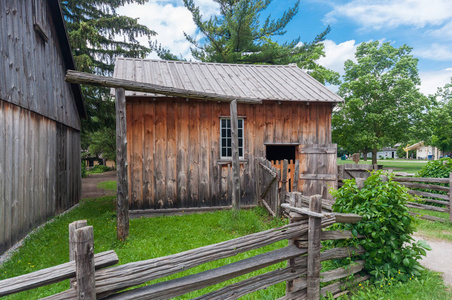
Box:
430;78;452;152
416;157;452;178
333;41;431;164
81;161;87;178
88;127;116;162
330;171;431;284
176;0;339;84
87;165;112;174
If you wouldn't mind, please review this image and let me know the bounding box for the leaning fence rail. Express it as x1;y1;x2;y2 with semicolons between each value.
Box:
0;196;366;300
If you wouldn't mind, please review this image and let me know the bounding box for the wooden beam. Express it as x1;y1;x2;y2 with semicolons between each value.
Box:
307;195;322;300
65;70;262;104
69;220;87;288
115;88;129;241
230;100;240;211
75;226;96;300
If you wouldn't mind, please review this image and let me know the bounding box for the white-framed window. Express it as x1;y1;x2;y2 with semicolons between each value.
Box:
220;118;244;158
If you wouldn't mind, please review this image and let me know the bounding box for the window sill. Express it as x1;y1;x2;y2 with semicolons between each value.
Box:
217;159;248;165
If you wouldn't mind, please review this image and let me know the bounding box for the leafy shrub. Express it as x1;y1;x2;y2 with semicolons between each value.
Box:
87;164;111;174
330;171;430;284
81;161;87;178
416;157;452;178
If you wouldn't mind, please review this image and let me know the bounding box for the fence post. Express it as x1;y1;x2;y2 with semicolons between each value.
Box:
75;226;96;300
307;195;322;300
230;99;241;211
278;160;288;217
449;173;452;223
293;160;299;192
69;220;87;288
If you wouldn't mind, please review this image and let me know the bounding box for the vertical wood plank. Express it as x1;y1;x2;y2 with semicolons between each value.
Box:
0;101;5;253
230;100;240;211
115;88;129;241
210;103;220;206
177;100;189;208
307;194;322;300
166;101;177;208
199;102;210;207
131;101;144;208
188;101;199;207
69;220;87;288
142;101;155;208
75;226;96;300
154;100;167;208
278;159;288;217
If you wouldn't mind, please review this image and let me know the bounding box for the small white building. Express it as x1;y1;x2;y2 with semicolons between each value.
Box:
364;147;399;159
405;141;441;160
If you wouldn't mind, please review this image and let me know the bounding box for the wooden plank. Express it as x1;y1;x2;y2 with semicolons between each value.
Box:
262;199;276;217
393;177;449;184
0;251;118;297
166;101;177;208
142;101;155;207
230;100;240;211
281;203;326;218
105;246;308;300
128;205;257;218
277;160;288;217
65;70;262;104
449;173;452;222
293;160;299;192
412;198;449;206
320;260;364;283
299;147;336;154
69;220;87;287
75;226;96;300
300;174;337;181
320;274;370;297
409;212;447;223
176;100;189;208
154;101;167;208
406;202;449;213
188;101;199;207
307;195;322;300
407;190;449;201
398;181;449;192
0;101;5;253
115;88;129;240
198;102;210;207
131;101;144;208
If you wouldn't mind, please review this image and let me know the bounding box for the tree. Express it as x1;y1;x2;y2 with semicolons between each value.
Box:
163;0;339;84
60;0;156;162
333;41;430;165
430;78;452;152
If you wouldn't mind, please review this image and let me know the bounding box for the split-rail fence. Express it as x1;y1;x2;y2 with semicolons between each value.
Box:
0;196;366;300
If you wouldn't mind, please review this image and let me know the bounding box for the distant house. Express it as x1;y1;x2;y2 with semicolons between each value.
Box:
112;58;343;210
364;146;399;159
405;141;441;160
0;0;85;254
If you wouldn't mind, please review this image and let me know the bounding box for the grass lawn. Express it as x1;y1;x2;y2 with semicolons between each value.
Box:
97;180;117;191
1;194;451;299
337;158;428;174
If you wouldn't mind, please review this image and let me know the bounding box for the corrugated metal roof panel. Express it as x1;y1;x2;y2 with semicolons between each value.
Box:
112;58;344;103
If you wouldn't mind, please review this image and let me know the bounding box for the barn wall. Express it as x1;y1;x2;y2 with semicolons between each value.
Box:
126;98;332;209
0;0;81;130
0;100;81;254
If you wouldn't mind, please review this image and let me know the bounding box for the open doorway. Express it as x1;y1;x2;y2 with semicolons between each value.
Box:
266;145;297;161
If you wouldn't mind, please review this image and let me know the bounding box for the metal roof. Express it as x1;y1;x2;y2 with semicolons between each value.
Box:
112;58;344;103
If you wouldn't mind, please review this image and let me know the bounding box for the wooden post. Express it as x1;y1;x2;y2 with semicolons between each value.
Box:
75;226;96;300
278;160;288;217
115;88;129;240
69;220;87;288
230;99;240;211
307;194;322;300
293;160;299;192
449;173;452;223
355;178;365;190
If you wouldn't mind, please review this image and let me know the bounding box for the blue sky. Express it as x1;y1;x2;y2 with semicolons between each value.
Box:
118;0;452;95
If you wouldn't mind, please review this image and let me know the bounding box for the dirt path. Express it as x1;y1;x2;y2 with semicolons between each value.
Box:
413;233;452;287
82;170;117;199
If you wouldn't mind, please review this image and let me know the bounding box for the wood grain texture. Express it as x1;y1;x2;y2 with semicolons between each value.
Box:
75;226;96;300
307;195;322;300
230;100;241;210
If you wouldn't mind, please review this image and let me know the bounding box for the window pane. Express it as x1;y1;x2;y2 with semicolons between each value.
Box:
238;139;243;147
239;148;243;157
227;129;231;137
227;148;232;156
221;129;226;138
222;148;226;157
227;139;231;147
221;119;226;127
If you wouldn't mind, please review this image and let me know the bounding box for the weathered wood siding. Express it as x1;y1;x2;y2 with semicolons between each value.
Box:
0;100;81;254
0;0;81;130
126;98;333;209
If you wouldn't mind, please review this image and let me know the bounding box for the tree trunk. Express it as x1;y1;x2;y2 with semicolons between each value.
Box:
363;151;368;161
372;148;378;165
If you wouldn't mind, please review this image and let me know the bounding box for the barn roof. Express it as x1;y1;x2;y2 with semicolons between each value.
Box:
112;58;344;103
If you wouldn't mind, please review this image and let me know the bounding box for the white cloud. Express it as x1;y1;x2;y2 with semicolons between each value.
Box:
325;0;452;30
419;68;452;95
117;0;219;60
414;44;452;61
318;39;358;75
429;20;452;41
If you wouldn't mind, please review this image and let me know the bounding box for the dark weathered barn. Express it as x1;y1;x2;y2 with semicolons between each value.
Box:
112;58;342;210
0;0;85;254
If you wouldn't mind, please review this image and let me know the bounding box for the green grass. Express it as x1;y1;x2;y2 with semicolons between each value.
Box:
410;208;452;242
97;180;117;191
337;158;428;173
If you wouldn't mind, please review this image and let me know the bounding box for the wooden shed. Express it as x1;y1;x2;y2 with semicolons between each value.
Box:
0;0;85;254
112;58;342;210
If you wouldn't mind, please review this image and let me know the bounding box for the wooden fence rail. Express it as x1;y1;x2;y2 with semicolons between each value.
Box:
0;198;367;300
393;173;452;223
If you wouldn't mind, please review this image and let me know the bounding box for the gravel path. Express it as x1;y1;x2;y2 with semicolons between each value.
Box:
82;170;117;198
413;233;452;287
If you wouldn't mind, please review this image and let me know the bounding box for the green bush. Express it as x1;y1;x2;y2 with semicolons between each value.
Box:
87;164;111;174
416;157;452;178
330;171;430;284
81;161;87;178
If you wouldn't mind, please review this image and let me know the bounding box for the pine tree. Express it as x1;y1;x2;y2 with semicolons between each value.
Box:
165;0;339;84
60;0;156;162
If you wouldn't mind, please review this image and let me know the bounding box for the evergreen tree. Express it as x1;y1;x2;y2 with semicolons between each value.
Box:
60;0;156;162
156;0;339;84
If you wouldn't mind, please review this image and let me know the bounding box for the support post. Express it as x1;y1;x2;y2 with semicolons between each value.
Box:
115;87;129;240
449;173;452;223
230;99;240;211
75;226;96;300
307;194;322;300
278;159;288;217
293;160;299;192
69;220;87;288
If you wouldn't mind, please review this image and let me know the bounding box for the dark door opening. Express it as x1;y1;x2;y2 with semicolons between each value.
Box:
266;145;297;161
